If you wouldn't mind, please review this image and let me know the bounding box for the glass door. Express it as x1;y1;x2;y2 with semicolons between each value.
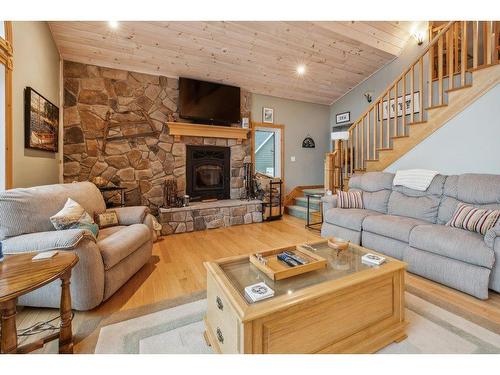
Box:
254;126;282;179
254;130;276;177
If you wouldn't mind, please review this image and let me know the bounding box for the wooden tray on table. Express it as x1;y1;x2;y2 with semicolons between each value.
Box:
249;245;327;281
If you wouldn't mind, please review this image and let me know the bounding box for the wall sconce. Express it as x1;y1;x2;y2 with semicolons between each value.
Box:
412;31;425;46
364;91;373;103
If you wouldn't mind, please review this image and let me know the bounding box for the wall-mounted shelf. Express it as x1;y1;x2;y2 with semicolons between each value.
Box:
167;122;248;143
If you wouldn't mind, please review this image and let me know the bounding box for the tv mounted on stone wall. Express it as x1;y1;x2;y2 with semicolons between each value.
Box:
178;77;240;126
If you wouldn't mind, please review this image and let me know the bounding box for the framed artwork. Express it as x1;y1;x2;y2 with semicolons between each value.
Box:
380;92;420;120
24;87;59;152
336;111;350;124
262;107;274;123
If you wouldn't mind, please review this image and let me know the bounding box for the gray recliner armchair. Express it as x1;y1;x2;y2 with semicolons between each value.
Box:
0;182;156;310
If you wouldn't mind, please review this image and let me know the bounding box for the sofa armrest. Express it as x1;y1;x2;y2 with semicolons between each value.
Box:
484;223;500;249
321;194;337;212
2;229;96;254
107;206;149;226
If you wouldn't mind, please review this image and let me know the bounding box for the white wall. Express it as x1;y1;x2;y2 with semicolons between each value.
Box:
386;84;500;175
251;94;330;191
12;21;60;188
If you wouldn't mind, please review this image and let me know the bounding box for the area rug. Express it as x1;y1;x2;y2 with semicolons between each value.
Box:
95;292;500;354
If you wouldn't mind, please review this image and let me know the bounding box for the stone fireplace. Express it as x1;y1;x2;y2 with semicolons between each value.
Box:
62;61;252;214
186;145;230;201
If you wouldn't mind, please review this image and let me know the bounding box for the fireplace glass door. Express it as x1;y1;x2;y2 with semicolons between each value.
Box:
186;145;230;201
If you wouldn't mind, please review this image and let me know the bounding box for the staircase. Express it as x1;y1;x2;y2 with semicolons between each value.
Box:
325;21;500;190
285;187;325;222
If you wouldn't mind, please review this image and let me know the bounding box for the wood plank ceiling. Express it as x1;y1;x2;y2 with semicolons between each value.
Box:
49;21;415;105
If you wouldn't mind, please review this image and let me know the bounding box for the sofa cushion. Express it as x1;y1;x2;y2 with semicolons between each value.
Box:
388;191;441;223
0;182;106;240
349;172;394;213
437;174;500;225
324;208;381;231
50;198;99;237
446;202;500;235
409;224;495;268
97;224;151;270
2;229;96;254
337;190;364;209
349;172;394;192
363;214;427;243
97;225;127;241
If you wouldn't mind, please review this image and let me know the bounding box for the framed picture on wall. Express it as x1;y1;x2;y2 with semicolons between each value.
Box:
336;111;350;124
24;87;59;152
262;107;274;123
379;91;420;120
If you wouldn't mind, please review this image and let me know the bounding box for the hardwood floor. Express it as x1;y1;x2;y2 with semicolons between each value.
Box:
14;214;500;353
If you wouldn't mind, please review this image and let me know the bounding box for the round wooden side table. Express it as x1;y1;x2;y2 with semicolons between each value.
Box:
0;251;78;354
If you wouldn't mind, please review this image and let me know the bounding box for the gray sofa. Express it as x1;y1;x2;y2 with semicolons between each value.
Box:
0;182;156;310
321;172;500;300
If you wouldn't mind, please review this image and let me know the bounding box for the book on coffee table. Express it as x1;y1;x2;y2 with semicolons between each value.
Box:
361;253;386;266
244;282;275;302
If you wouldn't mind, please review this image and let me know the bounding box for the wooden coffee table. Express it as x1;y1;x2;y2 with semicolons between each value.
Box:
204;240;408;354
0;251;78;354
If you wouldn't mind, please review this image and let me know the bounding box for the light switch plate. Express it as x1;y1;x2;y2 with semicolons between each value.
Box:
291;156;296;162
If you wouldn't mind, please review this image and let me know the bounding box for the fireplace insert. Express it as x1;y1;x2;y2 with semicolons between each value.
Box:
186;145;230;201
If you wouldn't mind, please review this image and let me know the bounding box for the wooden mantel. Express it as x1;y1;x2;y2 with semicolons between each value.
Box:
167;122;248;143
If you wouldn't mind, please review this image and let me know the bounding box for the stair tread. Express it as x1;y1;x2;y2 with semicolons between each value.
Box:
287;205;319;212
377;147;393;151
365;158;379;162
425;104;448;110
295;196;322;203
391;135;409;139
302;188;325;196
408;120;427;125
446;84;472;93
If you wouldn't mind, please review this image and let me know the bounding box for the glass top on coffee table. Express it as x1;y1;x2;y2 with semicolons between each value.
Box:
220;241;389;304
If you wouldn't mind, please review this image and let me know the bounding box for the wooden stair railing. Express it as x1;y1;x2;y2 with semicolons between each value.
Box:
338;21;500;180
324;139;351;192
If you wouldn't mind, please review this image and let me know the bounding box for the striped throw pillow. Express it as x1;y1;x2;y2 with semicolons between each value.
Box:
446;203;500;235
337;190;364;209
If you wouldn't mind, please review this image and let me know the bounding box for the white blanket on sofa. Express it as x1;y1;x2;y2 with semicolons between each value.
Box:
393;169;439;191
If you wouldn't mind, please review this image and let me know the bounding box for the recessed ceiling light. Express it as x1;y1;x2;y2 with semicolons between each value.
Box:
296;64;306;75
108;21;119;29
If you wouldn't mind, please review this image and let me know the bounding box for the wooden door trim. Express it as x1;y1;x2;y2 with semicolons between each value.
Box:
2;21;13;189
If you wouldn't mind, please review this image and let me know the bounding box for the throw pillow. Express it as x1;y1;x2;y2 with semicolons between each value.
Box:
337;190;364;209
446;202;500;235
95;211;119;229
50;198;99;237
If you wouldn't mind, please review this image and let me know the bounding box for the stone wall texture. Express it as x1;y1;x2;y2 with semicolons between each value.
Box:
63;61;251;214
159;201;262;235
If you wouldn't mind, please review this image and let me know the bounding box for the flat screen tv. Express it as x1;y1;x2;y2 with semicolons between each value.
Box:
179;77;240;126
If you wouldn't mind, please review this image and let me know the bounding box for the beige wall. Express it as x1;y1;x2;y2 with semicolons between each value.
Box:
251;94;330;191
11;21;60;188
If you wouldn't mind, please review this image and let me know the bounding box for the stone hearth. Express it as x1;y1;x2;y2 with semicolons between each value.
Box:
159;199;262;235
